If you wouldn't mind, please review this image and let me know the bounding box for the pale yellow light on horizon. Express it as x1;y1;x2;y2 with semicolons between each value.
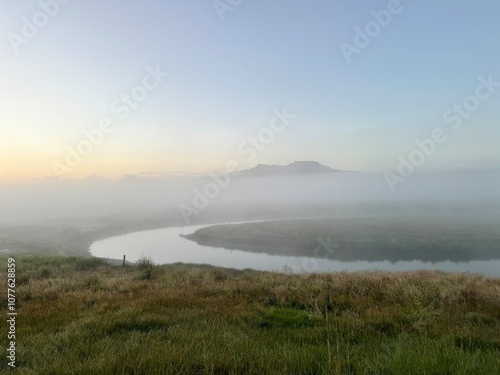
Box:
0;146;233;181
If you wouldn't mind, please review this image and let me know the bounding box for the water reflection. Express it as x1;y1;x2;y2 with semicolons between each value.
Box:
90;224;500;277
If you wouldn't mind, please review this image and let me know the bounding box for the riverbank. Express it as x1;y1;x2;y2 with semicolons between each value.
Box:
7;256;500;374
90;223;500;276
182;215;500;262
0;212;211;258
0;203;346;257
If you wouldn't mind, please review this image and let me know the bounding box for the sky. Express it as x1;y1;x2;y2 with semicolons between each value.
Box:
1;0;499;181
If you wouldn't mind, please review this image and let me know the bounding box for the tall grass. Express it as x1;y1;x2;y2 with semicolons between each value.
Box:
2;256;499;374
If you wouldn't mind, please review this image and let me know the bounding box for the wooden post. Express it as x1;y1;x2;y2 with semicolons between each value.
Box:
122;255;126;268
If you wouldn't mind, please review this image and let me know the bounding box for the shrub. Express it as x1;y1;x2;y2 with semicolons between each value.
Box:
136;255;155;280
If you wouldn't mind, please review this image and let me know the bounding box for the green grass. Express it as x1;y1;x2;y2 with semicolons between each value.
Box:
1;256;499;374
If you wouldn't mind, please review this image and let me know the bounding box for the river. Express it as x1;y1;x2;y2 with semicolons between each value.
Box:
89;223;500;276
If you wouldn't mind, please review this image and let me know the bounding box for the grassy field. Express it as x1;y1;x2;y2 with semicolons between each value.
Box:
183;214;500;262
0;214;186;257
2;256;499;374
0;202;371;257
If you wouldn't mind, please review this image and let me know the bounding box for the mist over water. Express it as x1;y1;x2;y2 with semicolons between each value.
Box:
2;166;500;274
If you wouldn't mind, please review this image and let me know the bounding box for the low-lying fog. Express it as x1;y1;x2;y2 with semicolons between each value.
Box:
1;169;499;223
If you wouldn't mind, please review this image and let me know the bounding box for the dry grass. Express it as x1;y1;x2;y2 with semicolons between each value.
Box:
2;256;499;374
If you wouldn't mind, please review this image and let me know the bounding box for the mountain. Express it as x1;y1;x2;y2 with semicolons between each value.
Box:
236;161;342;177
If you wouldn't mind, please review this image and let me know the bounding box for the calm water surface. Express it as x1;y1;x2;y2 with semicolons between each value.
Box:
90;223;500;276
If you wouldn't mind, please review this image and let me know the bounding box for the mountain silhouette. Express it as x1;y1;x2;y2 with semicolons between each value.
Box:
236;161;342;177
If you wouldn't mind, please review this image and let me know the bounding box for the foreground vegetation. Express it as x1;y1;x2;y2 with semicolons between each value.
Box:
1;256;499;374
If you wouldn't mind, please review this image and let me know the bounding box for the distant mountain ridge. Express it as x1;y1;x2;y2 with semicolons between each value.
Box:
236;161;342;177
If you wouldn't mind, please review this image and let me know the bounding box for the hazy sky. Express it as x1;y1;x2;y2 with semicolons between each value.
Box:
1;0;499;181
